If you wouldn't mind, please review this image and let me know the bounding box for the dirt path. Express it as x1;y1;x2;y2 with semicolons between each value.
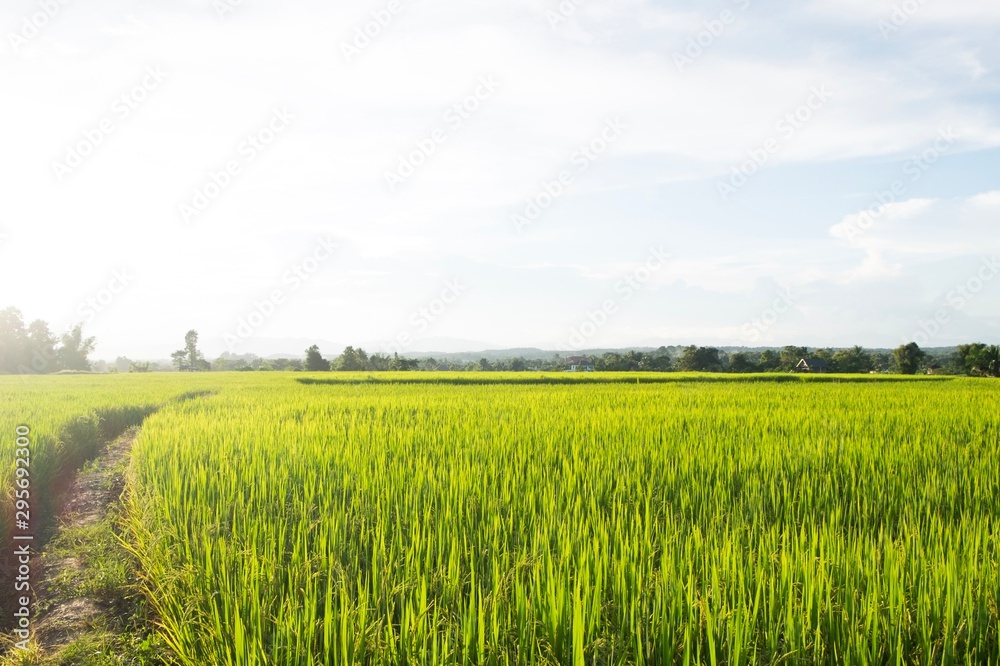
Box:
2;428;163;664
33;432;135;652
55;430;133;529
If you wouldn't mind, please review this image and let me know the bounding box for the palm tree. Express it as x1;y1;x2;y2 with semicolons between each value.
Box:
982;345;1000;378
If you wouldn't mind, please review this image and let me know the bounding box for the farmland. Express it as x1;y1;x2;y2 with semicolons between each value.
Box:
3;374;1000;664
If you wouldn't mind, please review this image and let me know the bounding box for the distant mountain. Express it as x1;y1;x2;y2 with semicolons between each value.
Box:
369;336;502;355
404;348;558;362
200;336;347;359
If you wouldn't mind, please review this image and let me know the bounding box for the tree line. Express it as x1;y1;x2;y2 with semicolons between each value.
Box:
1;307;998;377
0;307;96;374
300;343;999;377
672;343;998;376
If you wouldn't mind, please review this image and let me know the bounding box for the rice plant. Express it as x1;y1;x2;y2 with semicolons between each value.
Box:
118;375;999;665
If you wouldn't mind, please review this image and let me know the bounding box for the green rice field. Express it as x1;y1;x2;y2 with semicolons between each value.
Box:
2;373;999;664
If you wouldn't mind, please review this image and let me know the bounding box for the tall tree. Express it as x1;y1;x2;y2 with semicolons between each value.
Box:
25;320;59;373
305;345;331;371
758;349;781;371
953;343;988;375
893;342;926;375
832;346;873;374
678;346;723;372
643;352;672;372
0;307;29;373
170;350;188;370
389;353;420;371
173;330;207;371
368;353;392;371
336;346;369;371
976;345;1000;378
57;324;97;371
728;352;759;373
870;351;892;373
952;343;1000;377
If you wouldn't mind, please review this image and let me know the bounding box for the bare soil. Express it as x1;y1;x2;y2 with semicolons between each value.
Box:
30;431;135;655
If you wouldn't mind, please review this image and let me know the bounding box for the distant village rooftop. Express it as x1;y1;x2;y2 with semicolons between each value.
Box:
795;358;830;373
565;356;595;372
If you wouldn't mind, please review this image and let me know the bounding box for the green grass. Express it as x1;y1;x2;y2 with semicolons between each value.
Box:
3;373;997;663
0;441;169;666
2;630;167;666
1;375;224;640
117;375;1000;665
296;371;951;386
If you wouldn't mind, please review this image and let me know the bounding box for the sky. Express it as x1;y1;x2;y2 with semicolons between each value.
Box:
1;0;999;358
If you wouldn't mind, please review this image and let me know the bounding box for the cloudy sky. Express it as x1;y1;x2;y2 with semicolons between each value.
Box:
2;0;999;358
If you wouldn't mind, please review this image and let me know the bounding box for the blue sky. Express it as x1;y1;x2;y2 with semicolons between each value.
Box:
1;0;998;357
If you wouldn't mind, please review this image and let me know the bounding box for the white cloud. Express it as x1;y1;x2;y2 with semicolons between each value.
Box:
830;198;938;244
807;0;1000;23
830;195;1000;260
2;0;999;353
965;190;1000;208
837;249;903;283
